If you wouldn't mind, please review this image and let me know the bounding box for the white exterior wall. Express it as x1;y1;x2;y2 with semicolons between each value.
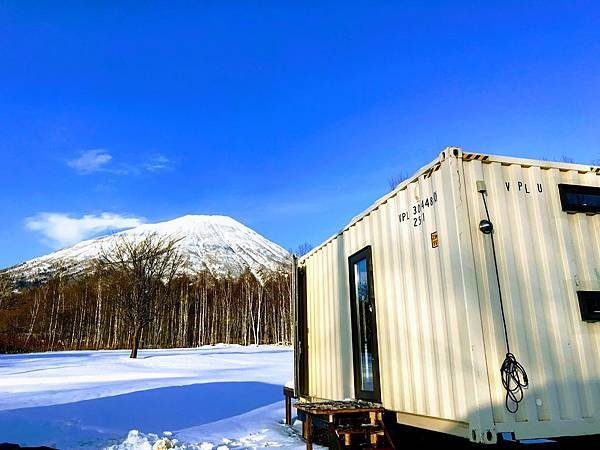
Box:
298;148;600;443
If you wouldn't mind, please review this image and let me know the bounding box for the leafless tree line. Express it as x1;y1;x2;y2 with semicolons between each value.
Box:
0;234;293;356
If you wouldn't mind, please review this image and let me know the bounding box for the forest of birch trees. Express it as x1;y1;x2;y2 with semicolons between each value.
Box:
0;264;293;354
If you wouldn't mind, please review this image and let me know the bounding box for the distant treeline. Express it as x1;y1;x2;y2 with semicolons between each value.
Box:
0;268;292;353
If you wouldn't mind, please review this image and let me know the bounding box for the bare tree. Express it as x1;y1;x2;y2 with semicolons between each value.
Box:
388;172;409;191
97;233;187;358
295;242;313;257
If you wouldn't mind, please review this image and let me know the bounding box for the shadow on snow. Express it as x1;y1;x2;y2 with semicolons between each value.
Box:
0;381;281;447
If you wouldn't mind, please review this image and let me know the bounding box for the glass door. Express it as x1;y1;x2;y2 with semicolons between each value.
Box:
348;246;381;402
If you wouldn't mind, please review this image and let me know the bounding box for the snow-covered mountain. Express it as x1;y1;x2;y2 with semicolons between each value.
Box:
5;215;291;284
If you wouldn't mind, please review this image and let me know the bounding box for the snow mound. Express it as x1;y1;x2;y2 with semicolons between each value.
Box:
107;428;286;450
105;430;176;450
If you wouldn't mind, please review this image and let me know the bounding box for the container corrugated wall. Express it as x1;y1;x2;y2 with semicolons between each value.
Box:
365;155;489;438
299;149;600;442
463;158;600;439
301;153;494;441
305;234;352;401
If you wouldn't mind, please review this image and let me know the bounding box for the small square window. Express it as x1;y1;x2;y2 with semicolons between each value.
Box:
577;291;600;322
558;184;600;214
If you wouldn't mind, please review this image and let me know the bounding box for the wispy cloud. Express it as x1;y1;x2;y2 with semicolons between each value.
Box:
67;150;112;174
25;212;145;248
144;155;174;172
67;150;175;175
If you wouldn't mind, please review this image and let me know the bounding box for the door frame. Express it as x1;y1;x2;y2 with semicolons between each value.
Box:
294;260;309;397
348;245;381;402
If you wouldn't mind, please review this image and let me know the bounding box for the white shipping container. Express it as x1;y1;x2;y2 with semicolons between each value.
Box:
293;147;600;444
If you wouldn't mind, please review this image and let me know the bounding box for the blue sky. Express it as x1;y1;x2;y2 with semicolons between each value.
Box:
1;1;599;267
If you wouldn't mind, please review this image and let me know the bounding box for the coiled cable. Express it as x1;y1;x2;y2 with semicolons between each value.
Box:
500;352;529;413
481;191;529;413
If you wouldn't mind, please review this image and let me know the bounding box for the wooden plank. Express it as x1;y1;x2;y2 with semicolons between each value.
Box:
294;400;384;415
295;406;384;415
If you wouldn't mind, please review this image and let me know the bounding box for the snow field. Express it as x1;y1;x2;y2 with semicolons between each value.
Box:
0;345;305;450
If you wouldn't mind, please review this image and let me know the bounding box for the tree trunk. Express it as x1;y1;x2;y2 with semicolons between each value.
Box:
130;324;143;358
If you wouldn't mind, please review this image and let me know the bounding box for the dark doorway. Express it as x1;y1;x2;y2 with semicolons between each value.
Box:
348;246;381;402
295;265;309;397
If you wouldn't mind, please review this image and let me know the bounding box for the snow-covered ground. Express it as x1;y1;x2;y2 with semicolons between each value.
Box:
0;345;305;450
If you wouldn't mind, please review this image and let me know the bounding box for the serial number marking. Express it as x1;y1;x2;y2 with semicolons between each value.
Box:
398;192;438;227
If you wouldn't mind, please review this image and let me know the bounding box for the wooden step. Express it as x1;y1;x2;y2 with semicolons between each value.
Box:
335;425;384;434
358;447;393;450
294;400;395;450
356;447;394;449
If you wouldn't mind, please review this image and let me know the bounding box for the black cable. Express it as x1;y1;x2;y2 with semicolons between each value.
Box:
500;352;529;413
480;191;529;414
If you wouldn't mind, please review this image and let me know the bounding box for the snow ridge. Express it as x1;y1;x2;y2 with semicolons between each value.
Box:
6;215;291;284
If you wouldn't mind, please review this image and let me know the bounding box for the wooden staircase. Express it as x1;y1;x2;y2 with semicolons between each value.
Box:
295;400;396;450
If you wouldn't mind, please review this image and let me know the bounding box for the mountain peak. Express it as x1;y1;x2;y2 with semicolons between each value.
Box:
6;215;291;284
165;214;236;224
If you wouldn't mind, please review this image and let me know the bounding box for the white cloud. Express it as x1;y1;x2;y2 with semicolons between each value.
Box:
67;150;112;174
67;150;174;175
25;213;145;248
144;155;174;172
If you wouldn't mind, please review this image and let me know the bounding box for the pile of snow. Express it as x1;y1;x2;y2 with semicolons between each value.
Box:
0;345;306;450
108;424;288;450
105;430;175;450
6;215;291;284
